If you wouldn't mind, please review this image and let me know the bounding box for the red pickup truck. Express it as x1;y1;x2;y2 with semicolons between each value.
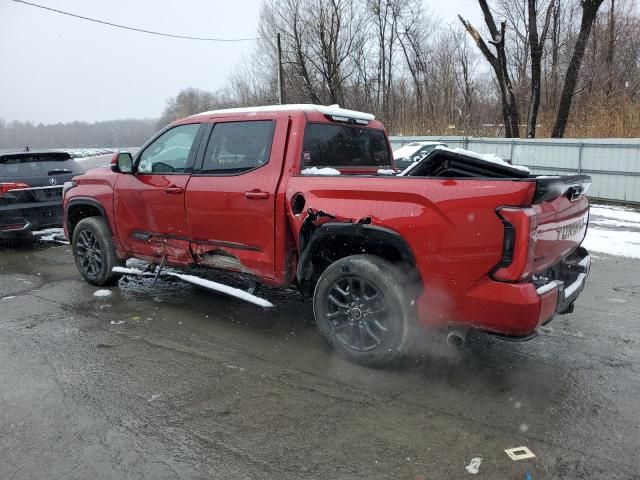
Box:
63;105;591;366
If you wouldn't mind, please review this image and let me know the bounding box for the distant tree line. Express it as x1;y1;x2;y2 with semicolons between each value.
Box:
0;118;157;149
160;0;640;139
4;0;638;145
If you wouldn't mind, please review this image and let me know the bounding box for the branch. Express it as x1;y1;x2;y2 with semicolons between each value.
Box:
458;14;497;65
540;0;556;44
488;21;506;47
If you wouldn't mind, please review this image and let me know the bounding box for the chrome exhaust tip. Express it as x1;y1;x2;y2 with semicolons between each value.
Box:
446;328;467;348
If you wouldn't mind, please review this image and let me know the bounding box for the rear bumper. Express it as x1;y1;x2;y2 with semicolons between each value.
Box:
416;247;591;337
536;246;591;316
0;200;63;237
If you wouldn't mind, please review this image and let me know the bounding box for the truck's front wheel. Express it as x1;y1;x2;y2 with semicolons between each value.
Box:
72;217;122;286
313;255;416;367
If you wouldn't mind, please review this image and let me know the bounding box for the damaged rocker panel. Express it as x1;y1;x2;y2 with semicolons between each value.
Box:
131;231;261;252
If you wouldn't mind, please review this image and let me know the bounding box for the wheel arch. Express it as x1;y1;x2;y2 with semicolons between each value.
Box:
297;222;423;297
66;198;112;238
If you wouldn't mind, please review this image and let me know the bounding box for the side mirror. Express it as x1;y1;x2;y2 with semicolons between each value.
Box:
112;152;134;173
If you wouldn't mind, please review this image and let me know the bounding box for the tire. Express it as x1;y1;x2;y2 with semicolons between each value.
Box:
313;254;416;367
72;217;122;286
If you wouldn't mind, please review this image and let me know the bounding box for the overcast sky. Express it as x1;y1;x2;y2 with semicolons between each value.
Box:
0;0;481;124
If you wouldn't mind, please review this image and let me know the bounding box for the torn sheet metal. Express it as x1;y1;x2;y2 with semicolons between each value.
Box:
112;266;273;308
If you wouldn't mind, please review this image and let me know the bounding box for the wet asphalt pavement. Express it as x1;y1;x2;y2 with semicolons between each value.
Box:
0;241;638;479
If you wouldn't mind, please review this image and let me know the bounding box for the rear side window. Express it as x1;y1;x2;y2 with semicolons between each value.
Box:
201;121;275;174
302;123;391;168
0;153;77;179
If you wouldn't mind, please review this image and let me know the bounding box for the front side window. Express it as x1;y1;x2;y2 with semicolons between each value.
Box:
201;121;275;174
138;123;200;174
301;123;391;168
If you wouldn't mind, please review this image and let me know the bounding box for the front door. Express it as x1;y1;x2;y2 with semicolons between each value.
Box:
185;117;286;280
114;123;203;262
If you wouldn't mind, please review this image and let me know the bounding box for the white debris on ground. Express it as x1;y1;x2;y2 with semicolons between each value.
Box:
583;204;640;259
465;457;482;474
93;290;112;297
112;266;274;308
300;167;341;175
110;320;126;325
32;228;68;244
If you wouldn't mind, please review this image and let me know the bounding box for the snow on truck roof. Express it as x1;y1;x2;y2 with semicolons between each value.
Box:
192;104;375;121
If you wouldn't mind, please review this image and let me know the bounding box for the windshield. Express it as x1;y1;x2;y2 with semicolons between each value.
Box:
301;123;392;168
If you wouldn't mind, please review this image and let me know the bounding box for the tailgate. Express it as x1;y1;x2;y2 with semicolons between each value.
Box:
530;175;591;273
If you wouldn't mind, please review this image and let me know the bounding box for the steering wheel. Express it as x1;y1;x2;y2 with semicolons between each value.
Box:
151;162;176;173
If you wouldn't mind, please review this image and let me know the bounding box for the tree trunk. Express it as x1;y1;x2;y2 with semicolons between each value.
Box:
551;0;605;138
606;0;615;95
526;0;554;138
459;0;521;138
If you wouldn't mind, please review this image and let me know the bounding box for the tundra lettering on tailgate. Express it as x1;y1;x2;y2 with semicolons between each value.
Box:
560;217;586;240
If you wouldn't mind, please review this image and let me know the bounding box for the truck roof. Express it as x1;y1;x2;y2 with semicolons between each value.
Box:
189;104;375;122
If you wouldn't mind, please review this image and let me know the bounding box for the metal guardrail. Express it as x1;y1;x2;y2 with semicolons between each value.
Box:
389;136;640;204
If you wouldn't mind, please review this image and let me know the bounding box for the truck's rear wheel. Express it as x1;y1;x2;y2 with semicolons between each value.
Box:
72;217;122;286
313;255;416;367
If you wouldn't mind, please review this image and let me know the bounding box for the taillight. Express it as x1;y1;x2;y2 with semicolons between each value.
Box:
0;182;30;196
492;207;538;282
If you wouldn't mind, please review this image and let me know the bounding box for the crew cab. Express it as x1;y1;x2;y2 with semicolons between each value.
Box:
63;104;591;367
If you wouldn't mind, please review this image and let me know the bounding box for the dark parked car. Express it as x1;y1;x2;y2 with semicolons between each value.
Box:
0;150;82;238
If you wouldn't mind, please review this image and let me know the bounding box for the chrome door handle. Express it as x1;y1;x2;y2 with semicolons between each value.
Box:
244;190;269;200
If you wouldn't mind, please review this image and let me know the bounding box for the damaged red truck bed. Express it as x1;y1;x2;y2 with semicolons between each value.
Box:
63;105;591;367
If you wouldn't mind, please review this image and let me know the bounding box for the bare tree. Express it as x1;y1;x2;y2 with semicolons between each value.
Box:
459;0;521;137
526;0;555;137
606;0;616;95
552;0;605;137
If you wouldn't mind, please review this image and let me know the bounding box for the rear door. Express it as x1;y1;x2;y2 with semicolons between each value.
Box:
185;117;287;280
113;123;204;261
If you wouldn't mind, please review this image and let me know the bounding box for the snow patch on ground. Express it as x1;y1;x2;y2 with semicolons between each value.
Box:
582;228;640;259
300;167;341;176
590;206;640;224
93;290;112;297
33;228;68;244
582;204;640;259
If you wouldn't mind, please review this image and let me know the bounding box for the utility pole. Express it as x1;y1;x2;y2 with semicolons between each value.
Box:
277;32;285;104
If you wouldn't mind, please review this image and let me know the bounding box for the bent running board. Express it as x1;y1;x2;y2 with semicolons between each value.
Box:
112;266;274;308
